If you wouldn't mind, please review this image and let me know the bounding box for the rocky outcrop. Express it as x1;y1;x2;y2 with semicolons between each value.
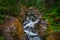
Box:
35;19;53;38
0;17;27;40
18;6;28;23
46;31;60;40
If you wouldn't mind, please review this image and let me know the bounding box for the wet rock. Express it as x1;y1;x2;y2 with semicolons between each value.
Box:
35;19;47;37
18;9;26;23
46;31;60;40
18;7;41;23
17;6;28;23
28;7;40;18
35;19;53;37
0;17;27;40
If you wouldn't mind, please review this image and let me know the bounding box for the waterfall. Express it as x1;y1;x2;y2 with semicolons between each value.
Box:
23;16;43;40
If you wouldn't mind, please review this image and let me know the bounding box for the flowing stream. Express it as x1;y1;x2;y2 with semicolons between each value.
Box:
23;16;43;40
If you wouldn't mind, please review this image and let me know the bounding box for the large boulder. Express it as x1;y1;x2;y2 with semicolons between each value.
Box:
0;17;27;40
35;19;53;37
46;31;60;40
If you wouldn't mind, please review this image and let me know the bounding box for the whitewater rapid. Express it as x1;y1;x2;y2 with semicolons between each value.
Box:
23;17;43;40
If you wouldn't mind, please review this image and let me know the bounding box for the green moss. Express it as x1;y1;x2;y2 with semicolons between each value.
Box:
0;36;4;40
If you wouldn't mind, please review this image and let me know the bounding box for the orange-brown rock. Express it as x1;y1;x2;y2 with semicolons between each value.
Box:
46;31;60;40
0;17;27;40
18;6;28;23
18;8;26;23
28;7;40;17
18;6;42;23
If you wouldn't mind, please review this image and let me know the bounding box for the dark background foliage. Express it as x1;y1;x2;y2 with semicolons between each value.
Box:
0;0;60;39
0;0;60;32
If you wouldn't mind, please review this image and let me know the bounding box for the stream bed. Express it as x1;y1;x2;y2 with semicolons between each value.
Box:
23;16;43;40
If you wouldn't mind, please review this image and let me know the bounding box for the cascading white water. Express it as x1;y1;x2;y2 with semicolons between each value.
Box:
23;16;43;40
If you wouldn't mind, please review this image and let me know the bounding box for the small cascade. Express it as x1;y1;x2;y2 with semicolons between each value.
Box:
23;16;43;40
